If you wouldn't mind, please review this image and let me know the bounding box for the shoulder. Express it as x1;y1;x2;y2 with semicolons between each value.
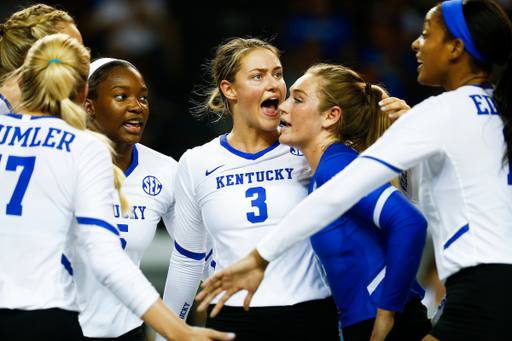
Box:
315;143;357;185
135;143;178;170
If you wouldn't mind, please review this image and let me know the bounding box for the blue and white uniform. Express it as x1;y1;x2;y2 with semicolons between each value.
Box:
0;93;14;115
0;113;159;317
161;134;330;321
256;85;512;283
74;143;177;337
309;143;426;328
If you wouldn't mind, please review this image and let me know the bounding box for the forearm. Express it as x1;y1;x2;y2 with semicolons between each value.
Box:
257;157;399;261
143;298;192;341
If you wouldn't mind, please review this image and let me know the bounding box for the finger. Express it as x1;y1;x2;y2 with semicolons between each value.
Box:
205;329;236;340
197;287;225;312
210;291;232;317
201;272;222;288
196;279;223;301
243;291;254;312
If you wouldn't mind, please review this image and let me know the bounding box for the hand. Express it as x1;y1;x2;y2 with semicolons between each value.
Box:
370;308;395;341
186;327;236;341
195;249;269;317
379;95;410;123
142;298;235;341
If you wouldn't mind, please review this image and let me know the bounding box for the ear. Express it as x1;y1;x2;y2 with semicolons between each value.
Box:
83;98;95;118
220;80;237;101
448;38;465;61
323;106;342;129
77;84;89;106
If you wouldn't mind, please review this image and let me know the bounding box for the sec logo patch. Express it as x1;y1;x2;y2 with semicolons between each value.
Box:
142;175;162;196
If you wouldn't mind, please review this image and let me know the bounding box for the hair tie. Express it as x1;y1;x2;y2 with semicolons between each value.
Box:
441;0;488;63
365;82;373;95
48;59;61;65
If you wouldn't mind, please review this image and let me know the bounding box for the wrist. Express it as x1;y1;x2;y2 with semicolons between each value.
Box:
251;249;269;269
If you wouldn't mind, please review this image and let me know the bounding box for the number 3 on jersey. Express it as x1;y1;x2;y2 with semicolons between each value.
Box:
246;186;268;223
0;154;36;216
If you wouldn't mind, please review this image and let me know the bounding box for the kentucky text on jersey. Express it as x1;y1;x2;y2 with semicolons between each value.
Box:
0;125;75;152
113;205;147;220
216;168;294;189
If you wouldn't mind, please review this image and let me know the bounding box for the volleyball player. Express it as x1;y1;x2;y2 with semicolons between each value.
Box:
271;63;431;341
156;38;338;341
0;34;234;341
0;4;82;115
198;0;512;340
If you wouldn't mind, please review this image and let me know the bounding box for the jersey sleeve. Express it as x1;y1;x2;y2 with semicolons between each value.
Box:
75;138;159;318
362;95;449;170
160;151;209;323
256;98;446;262
352;187;427;312
161;158;178;239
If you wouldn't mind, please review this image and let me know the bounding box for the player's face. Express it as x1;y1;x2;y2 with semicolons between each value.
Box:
412;7;451;88
279;74;326;150
59;23;83;45
230;48;286;132
88;67;149;146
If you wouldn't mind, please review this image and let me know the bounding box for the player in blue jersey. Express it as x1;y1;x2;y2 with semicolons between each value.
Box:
199;62;431;341
156;38;338;341
0;34;234;341
198;1;512;341
0;4;82;115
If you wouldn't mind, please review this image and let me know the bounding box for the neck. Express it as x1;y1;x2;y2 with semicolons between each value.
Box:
0;76;21;108
442;60;490;91
114;143;134;173
299;134;337;175
227;122;280;154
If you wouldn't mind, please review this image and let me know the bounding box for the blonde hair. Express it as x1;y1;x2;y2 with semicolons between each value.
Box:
0;4;75;76
194;37;280;121
306;64;390;153
18;33;129;213
307;64;398;187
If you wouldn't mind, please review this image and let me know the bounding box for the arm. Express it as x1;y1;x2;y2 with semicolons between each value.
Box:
156;154;210;340
353;187;427;341
78;142;234;341
197;99;446;313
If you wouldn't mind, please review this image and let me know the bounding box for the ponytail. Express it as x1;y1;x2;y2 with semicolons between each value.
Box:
494;54;512;164
18;33;130;213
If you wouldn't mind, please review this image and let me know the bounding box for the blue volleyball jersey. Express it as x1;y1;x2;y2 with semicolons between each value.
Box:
309;143;426;328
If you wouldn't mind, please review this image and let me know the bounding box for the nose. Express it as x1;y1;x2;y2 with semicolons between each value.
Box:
128;97;143;113
279;97;290;113
266;74;279;91
411;37;420;52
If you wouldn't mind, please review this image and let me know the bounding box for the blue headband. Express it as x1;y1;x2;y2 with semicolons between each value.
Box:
48;59;61;65
441;0;488;63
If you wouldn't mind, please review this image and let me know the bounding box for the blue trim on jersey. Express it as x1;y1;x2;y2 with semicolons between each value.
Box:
205;248;213;262
470;84;493;90
220;133;280;160
0;93;14;113
361;156;403;173
4;113;59;120
76;217;120;236
444;224;469;250
61;254;73;276
124;144;139;177
175;241;206;260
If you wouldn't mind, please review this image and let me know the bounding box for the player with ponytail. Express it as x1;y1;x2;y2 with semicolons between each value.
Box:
0;34;234;341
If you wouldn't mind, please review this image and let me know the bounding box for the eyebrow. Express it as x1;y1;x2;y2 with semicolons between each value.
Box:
110;85;148;92
290;88;308;96
248;66;283;73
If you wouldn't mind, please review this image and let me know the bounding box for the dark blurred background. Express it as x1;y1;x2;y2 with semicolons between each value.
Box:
2;0;510;337
7;0;510;161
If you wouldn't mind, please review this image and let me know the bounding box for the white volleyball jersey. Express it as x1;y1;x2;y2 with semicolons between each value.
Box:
257;85;512;283
0;94;14;115
163;134;330;319
75;144;177;337
0;114;159;315
365;85;512;281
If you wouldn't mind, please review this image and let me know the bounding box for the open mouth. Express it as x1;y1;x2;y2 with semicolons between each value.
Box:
280;119;291;128
261;97;279;116
124;119;143;132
